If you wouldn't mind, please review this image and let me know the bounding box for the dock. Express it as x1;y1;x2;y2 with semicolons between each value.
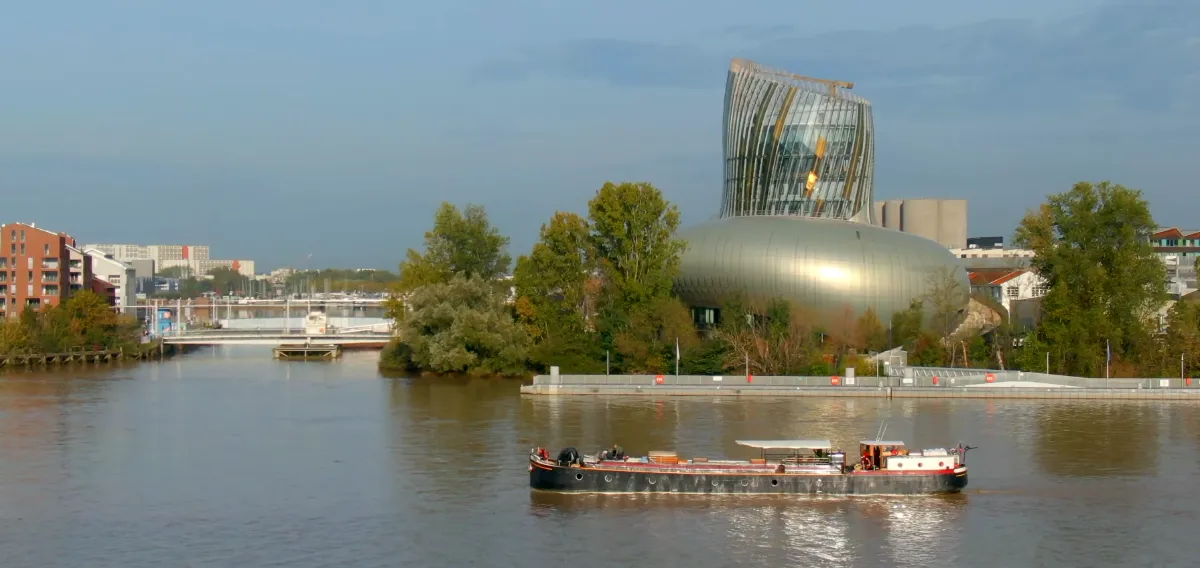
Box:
520;372;1200;401
273;343;342;360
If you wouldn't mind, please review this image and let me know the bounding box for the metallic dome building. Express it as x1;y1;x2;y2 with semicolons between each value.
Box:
675;59;970;326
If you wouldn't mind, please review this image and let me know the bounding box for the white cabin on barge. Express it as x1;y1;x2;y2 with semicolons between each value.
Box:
858;440;962;471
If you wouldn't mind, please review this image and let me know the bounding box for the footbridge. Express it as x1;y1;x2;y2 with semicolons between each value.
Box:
162;328;392;346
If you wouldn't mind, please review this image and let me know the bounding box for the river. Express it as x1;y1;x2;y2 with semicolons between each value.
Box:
0;347;1196;567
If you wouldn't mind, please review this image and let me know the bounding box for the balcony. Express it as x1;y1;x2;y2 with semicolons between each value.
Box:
69;260;82;270
42;271;59;283
41;286;59;297
42;258;60;270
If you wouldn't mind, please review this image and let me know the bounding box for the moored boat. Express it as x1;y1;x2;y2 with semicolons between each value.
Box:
528;439;972;495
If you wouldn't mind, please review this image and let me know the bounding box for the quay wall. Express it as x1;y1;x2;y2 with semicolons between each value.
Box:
520;372;1200;400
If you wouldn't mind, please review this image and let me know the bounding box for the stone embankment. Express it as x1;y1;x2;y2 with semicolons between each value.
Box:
520;370;1200;400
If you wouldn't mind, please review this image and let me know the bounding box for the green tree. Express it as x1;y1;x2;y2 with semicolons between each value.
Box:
612;297;698;373
588;181;686;309
1013;181;1168;376
512;212;604;372
386;274;529;376
1163;300;1200;377
890;300;924;350
207;267;243;296
856;307;888;352
926;266;969;362
513;212;594;340
390;203;512;323
397;202;512;293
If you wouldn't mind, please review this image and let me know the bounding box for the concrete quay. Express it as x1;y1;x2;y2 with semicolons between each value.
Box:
520;372;1200;401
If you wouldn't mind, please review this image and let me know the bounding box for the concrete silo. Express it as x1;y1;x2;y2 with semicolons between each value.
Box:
899;199;941;245
883;200;903;231
936;199;968;249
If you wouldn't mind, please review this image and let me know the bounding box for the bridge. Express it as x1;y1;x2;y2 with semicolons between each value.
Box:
161;329;392;346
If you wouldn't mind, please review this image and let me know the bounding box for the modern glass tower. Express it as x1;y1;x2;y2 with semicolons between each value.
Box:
720;58;875;223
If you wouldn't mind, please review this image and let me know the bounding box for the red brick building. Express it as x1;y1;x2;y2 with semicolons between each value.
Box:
0;222;93;317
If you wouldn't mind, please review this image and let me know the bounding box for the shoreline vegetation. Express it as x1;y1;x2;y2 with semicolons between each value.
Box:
0;290;185;369
380;180;1199;381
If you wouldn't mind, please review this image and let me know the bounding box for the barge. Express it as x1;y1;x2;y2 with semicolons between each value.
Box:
529;439;971;495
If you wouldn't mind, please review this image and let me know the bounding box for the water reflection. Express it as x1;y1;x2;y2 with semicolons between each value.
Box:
1;357;1199;567
1033;403;1160;477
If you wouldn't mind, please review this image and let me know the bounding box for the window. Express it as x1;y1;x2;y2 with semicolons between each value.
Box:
109;275;121;284
43;244;50;255
26;284;33;296
1032;285;1048;296
1007;286;1019;298
19;230;24;242
19;243;25;255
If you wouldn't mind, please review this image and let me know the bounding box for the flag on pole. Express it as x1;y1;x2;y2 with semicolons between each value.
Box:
676;337;680;361
1106;339;1111;363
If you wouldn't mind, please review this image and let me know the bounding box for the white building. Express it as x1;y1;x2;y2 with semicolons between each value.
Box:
950;247;1035;262
969;269;1048;315
85;249;136;313
159;258;255;278
84;243;253;278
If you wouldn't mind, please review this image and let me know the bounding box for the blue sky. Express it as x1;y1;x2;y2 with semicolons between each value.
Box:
2;1;1196;270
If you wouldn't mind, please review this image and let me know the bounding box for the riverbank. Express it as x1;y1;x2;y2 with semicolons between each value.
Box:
521;372;1200;400
0;341;191;368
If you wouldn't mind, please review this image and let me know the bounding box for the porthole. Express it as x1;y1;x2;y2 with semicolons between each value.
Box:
918;463;923;468
770;479;779;486
575;473;583;480
739;479;749;487
939;462;945;468
604;475;613;482
648;478;656;485
712;480;719;487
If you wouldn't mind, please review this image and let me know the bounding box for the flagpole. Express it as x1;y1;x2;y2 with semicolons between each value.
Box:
1105;339;1110;387
675;336;680;376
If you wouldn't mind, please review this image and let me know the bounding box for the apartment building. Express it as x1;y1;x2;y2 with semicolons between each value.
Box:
85;249;137;313
1151;228;1200;297
158;258;255;278
85;243;253;277
0;223;93;317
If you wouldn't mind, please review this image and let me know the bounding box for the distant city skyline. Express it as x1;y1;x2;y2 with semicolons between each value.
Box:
1;1;1195;269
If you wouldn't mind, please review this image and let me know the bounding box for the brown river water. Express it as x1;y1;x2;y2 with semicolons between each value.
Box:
0;346;1197;567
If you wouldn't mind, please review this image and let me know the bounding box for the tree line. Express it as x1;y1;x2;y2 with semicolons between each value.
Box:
380;180;1198;379
0;291;146;356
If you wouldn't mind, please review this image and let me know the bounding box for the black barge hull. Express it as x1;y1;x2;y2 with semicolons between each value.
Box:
530;462;967;495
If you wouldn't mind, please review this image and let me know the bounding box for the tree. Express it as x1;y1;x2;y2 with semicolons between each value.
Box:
1013;181;1168;377
387;274;529;376
713;297;823;376
207;267;243;296
1163;300;1200;377
512;212;594;340
588;182;686;309
389;202;512;323
855;307;888;353
890;300;924;350
925;265;969;362
612;297;698;373
512;212;605;372
397;203;511;293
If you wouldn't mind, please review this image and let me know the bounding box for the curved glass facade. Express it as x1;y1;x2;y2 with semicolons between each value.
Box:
721;59;875;223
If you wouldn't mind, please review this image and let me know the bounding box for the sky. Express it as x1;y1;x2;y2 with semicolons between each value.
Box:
1;1;1197;270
